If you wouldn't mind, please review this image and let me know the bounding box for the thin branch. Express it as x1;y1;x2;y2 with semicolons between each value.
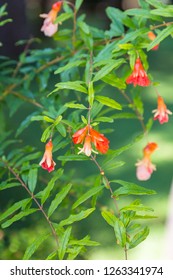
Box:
11;91;43;108
90;154;120;216
2;159;59;247
0;55;65;102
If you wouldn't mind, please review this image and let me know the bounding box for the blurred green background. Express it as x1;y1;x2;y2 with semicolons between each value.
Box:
0;0;173;260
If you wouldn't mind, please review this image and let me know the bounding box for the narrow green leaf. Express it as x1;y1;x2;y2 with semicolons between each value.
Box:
28;168;38;193
75;0;84;11
102;74;126;89
78;21;90;34
93;59;125;82
114;219;126;247
54;12;73;24
112;180;156;197
101;210;118;227
41;168;64;205
65;102;87;110
41;125;53;143
67;246;83;260
43;116;54;123
129;226;149;249
147;25;173;51
72;185;104;209
146;0;166;8
54;115;63;126
56;122;67;137
69;235;100;247
54;60;85;74
58;155;89;161
88;81;94;107
23;233;49;260
94;117;114;123
60;208;95;227
48;183;72;217
0;198;31;222
95;95;122;110
0;182;21;191
1;209;37;228
52;81;87;94
58;227;72;260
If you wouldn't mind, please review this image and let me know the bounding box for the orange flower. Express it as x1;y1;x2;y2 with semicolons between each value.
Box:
39;140;56;172
90;127;109;154
152;96;172;124
136;142;158;181
148;31;159;51
72;126;88;144
40;1;62;37
126;58;150;87
72;125;109;156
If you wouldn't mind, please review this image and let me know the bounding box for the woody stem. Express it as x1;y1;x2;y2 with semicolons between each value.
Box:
2;159;59;247
90;154;120;216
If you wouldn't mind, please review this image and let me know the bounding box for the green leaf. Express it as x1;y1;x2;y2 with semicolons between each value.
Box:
120;199;154;213
41;168;64;205
106;7;125;36
43;116;54;123
54;12;73;24
54;60;85;74
67;246;84;260
65;102;87;110
114;219;126;247
102;74;126;89
28;168;38;193
78;21;90;34
54;115;63;126
48;183;72;217
60;208;95;227
93;59;125;82
72;185;104;209
95;95;122;110
147;25;173;51
52;81;87;94
58;227;72;260
101;210;118;227
129;226;149;249
0;198;31;222
69;235;100;247
125;8;161;20
41;125;53;143
0;182;21;191
94;117;114;123
146;0;166;8
112;180;156;197
88;81;94;107
56;122;67;137
1;209;37;228
58;155;89;161
23;233;49;260
75;0;84;11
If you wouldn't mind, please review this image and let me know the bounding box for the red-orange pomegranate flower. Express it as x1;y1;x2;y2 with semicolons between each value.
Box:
39;139;56;172
40;1;62;37
72;125;109;156
136;142;158;181
126;58;150;87
148;31;159;51
152;96;172;124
